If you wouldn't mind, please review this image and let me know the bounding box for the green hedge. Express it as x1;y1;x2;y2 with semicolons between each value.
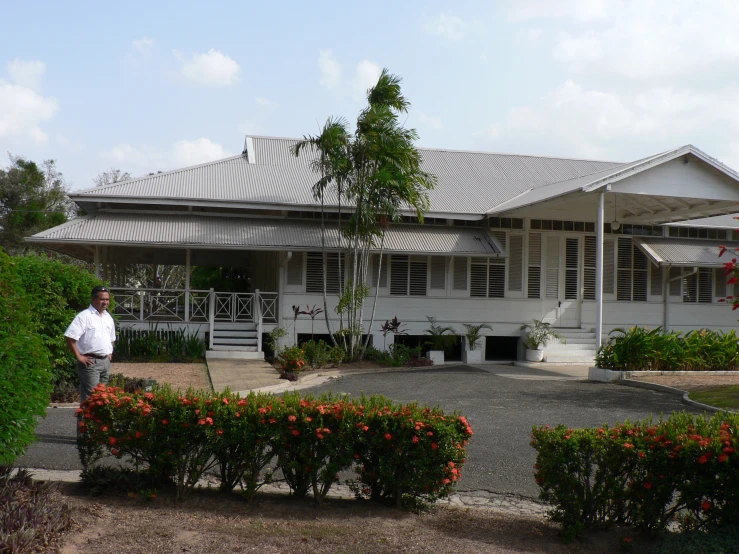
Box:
0;250;53;464
77;386;473;506
596;327;739;371
11;254;107;383
531;412;739;542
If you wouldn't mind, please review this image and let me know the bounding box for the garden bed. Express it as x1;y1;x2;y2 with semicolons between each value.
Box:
111;362;210;392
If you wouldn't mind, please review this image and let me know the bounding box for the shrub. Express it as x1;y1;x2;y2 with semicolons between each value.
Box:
0;250;53;464
650;525;739;554
531;412;739;541
278;345;306;373
596;327;739;371
302;339;330;369
115;325;206;362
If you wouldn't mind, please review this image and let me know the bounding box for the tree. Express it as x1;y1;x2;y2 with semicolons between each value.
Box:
0;155;73;254
293;70;436;359
93;168;132;187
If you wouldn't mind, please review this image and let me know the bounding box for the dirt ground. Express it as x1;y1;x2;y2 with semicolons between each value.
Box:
630;373;739;391
111;362;211;392
56;488;633;554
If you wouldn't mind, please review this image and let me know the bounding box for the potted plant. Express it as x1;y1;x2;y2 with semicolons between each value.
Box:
461;323;492;364
519;319;565;362
424;316;456;365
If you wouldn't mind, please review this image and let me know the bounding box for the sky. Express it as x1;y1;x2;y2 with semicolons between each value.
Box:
2;0;739;191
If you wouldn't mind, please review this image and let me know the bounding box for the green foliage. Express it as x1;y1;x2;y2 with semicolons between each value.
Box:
11;252;108;383
78;387;473;507
462;323;492;351
520;319;565;350
531;412;739;542
264;327;287;355
0;250;53;464
423;316;456;351
190;266;252;292
596;327;739;371
650;525;739;554
301;339;345;369
278;345;306;372
0;156;72;254
115;325;205;362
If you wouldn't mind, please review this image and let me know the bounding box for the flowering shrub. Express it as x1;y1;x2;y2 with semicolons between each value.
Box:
78;386;473;507
531;411;739;541
278;345;306;372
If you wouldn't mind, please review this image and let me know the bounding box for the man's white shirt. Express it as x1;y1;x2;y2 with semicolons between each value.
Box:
65;305;115;355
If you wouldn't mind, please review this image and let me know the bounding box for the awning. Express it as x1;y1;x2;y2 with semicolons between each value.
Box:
635;237;738;268
27;210;504;261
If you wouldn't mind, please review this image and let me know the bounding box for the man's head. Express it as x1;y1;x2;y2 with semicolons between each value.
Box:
91;286;110;313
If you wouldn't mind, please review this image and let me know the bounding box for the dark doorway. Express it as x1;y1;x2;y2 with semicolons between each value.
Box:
485;336;519;361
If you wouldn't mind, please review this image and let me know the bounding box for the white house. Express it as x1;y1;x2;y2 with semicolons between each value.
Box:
28;136;739;363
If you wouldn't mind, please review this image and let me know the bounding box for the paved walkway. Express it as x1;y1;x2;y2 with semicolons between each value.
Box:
206;359;283;393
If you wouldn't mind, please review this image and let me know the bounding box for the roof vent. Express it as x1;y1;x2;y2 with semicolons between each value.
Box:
242;136;256;164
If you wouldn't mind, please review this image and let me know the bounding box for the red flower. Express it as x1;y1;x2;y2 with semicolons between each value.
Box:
644;482;652;490
718;454;729;463
288;415;297;422
161;419;169;425
697;454;710;464
292;430;300;436
216;429;223;435
108;437;117;445
135;431;143;439
205;417;214;426
412;436;419;444
431;443;438;450
384;433;393;441
111;448;119;455
623;443;635;449
222;398;229;405
701;500;712;511
353;454;360;459
101;426;109;432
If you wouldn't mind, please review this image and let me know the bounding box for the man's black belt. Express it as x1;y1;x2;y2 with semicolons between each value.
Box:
83;353;108;359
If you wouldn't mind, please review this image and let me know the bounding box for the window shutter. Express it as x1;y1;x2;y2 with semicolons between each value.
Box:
669;267;682;296
287;253;304;286
633;246;648;301
684;273;697;303
564;237;579;300
527;233;541;299
715;268;727;299
603;239;615;294
489;263;505;298
470;258;488;297
307;252;344;293
617;238;633;301
378;254;388;288
453;257;468;291
698;268;713;303
546;236;559;299
429;256;446;290
390;255;409;296
409;256;428;296
508;235;523;292
583;236;596;300
650;263;663;297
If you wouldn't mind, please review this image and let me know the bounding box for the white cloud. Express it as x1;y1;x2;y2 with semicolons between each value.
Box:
132;37;154;57
7;59;45;90
318;49;341;88
175;49;241;86
474;123;502;140
507;0;610;22
516;28;544;47
238;120;264;136
255;97;278;109
352;59;382;99
418;111;443;130
424;12;467;40
101;138;230;172
0;60;57;144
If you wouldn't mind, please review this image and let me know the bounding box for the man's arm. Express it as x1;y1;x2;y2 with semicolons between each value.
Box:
66;336;94;366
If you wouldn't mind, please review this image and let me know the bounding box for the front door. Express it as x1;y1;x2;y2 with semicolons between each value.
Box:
545;235;581;328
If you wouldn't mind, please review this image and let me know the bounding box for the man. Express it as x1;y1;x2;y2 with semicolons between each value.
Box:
65;286;115;403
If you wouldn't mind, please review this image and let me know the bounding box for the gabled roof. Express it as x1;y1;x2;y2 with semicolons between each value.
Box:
71;136;623;217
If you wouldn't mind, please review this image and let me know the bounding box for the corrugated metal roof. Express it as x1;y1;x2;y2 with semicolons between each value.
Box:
667;213;739;229
29;211;502;255
72;136;623;216
635;238;737;267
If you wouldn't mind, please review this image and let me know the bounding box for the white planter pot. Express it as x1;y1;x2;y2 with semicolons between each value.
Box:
525;348;544;362
427;350;445;365
462;349;482;364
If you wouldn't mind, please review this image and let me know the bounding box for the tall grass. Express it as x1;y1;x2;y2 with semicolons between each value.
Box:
116;324;205;362
596;327;739;371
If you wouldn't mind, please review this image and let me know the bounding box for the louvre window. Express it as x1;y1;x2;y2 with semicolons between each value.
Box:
603;239;615;294
715;268;727;299
616;238;648;301
470;257;505;298
390;255;428;296
508;235;523;292
369;254;388;288
584;236;596;300
650;263;663;297
306;252;345;293
545;236;559;299
684;268;714;303
527;233;542;299
565;237;579;300
429;256;446;290
286;253;304;286
453;257;468;291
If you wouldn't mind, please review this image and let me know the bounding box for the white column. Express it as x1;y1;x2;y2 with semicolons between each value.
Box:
184;248;191;322
94;246;101;279
595;192;605;350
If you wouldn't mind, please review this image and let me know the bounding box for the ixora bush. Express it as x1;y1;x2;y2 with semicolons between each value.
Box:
0;249;53;464
596;326;739;371
78;385;473;507
531;411;739;542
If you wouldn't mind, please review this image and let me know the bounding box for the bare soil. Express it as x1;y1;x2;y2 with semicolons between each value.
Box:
111;362;211;392
56;488;630;554
630;373;739;391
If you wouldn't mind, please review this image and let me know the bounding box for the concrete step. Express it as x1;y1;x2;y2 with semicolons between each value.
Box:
545;351;596;363
546;343;597;352
209;345;259;352
553;330;596;338
206;349;264;360
212;338;258;346
213;322;257;330
550;337;596;345
212;330;258;338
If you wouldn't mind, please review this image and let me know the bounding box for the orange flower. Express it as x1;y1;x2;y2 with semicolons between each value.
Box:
701;500;712;511
384;433;393;441
431;443;438;450
288;415;297;422
108;437;117;445
216;429;223;435
623;443;635;449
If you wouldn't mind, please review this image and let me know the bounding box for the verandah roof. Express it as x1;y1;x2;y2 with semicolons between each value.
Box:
635;238;738;268
27;210;504;262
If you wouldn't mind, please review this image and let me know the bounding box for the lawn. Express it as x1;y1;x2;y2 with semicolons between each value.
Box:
689;385;739;410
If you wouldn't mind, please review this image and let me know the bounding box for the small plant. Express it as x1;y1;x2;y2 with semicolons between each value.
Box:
423;316;456;351
462;323;492;351
279;345;306;373
303;339;330;369
264;326;287;358
379;316;408;350
520;319;565;350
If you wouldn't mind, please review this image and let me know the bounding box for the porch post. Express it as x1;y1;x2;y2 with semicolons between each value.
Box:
595;192;605;350
94;246;101;279
184;248;191;322
255;288;263;352
208;288;215;350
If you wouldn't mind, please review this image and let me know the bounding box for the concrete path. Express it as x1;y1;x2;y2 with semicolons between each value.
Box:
206;358;282;393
